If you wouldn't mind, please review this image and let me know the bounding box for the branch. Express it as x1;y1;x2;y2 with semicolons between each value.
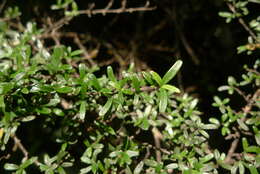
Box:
226;2;259;43
77;1;156;16
12;134;41;166
12;135;29;161
224;89;260;164
152;127;163;162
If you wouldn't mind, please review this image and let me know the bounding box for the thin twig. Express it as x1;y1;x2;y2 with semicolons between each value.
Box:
12;134;41;165
224;89;260;163
77;4;156;16
12;135;29;161
224;138;240;164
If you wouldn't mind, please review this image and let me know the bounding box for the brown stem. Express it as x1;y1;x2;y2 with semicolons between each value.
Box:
152;127;163;162
12;134;41;165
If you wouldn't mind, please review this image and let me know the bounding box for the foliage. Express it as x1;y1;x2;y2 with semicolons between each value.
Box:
0;0;259;174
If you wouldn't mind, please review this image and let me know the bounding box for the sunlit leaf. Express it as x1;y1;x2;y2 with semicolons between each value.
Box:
158;89;167;113
107;66;117;82
161;84;180;93
150;71;162;86
133;161;144;174
99;98;113;116
79;101;86;120
162;60;183;84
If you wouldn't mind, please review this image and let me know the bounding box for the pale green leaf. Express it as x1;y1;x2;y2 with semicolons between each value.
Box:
158;89;168;113
162;60;183;84
161;84;180;93
99;98;113;116
150;71;162;86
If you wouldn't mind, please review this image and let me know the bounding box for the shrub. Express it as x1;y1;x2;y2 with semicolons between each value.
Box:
0;0;259;173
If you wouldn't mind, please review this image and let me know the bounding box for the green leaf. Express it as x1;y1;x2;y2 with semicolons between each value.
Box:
53;108;64;116
242;137;248;151
58;167;66;174
161;84;180;93
20;157;37;169
0;95;6;110
4;163;19;170
200;154;214;163
144;159;157;167
248;165;259;174
71;49;83;56
79;63;86;79
21;88;29;94
99;98;113;116
56;86;73;93
239;162;245;174
150;71;163;86
209;118;220;125
255;133;260;145
162;60;183;84
219;11;233;18
158;89;168;113
107;66;117;82
0;82;14;95
89;74;101;90
237;119;249;131
246;146;260;153
142;71;154;85
134;161;144;174
165;163;178;169
80;166;92;174
125;166;133;174
131;74;141;92
126;150;139;157
21;115;36;122
36;107;52;114
79;101;86;120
